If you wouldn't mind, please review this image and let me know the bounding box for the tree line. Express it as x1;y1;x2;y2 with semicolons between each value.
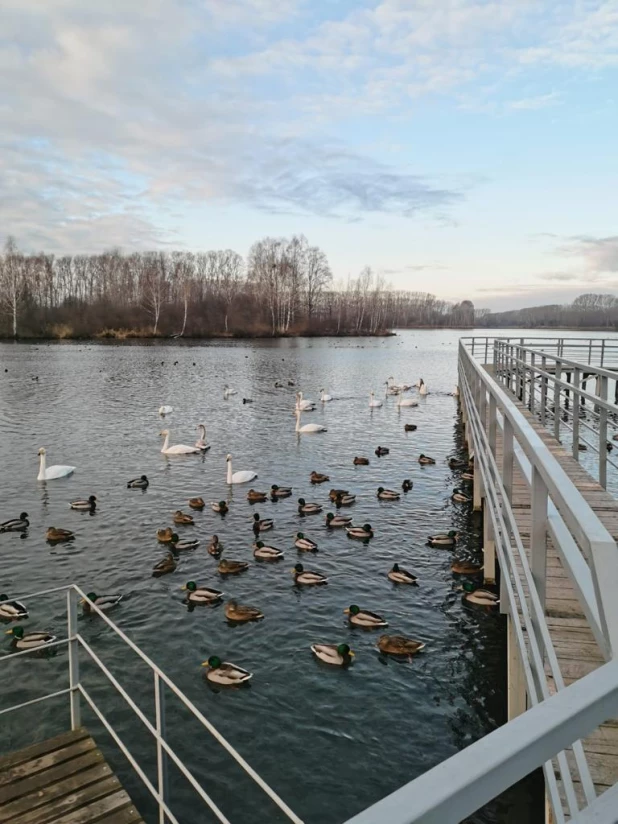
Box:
477;294;618;330
0;236;476;339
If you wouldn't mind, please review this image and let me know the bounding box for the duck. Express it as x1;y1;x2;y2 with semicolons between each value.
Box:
208;535;222;556
270;484;292;499
402;479;413;492
37;447;75;481
242;398;253;404
428;531;459;547
252;513;274;532
226;453;258;485
295;532;318;551
223;385;238;398
182;581;223;604
311;643;354;666
369;391;383;408
157;527;174;543
46;527;74;543
344;605;387;627
127;475;149;489
452;488;472;503
326;512;353;528
202;656;252;685
6;626;56;650
461;471;474;481
211;501;229;514
328;488;348;501
310;471;330;484
170;533;199;551
0;594;28;619
291;563;327;585
387;563;418;584
247;489;268;503
320;389;333;402
404;424;417;432
195;424;210;451
377;634;426;657
461;581;499;608
298;498;322;515
225;600;264;622
218;559;249;575
173;510;194;525
158;405;173;415
335;493;356;507
418;454;436;465
0;513;29;532
80;593;123;613
346;523;374;540
188;497;205;509
452;560;484;575
353;457;370;465
377;487;400;501
254;542;284;560
375;446;389;457
152;553;177;577
70;496;97;511
295;408;327;434
448;457;468;470
160;429;201;455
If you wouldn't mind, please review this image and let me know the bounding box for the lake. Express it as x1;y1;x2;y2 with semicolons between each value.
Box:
0;329;549;823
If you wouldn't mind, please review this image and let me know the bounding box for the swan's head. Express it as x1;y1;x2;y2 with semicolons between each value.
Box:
226;453;231;462
38;447;46;455
159;429;169;436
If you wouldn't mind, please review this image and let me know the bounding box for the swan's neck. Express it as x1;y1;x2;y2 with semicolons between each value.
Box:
199;425;205;438
295;411;301;432
37;453;46;481
161;433;169;453
227;460;232;483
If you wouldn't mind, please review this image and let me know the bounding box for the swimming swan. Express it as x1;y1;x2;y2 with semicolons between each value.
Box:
195;424;210;451
159;430;201;455
296;392;315;411
223;385;237;398
295;408;327;434
37;448;75;481
396;396;418;407
320;389;333;402
158;405;173;415
226;453;258;484
369;391;383;408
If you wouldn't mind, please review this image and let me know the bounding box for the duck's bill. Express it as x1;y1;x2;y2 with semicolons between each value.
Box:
200;661;209;667
5;629;13;635
78;598;86;605
180;585;187;591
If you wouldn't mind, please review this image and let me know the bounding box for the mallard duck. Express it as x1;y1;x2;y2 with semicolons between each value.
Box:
451;560;483;575
461;581;499;607
46;527;74;543
80;592;122;613
375;446;389;456
188;497;205;509
202;656;252;685
377;487;400;501
377;634;426;657
211;501;229;514
344;604;387;627
218;559;249;575
298;498;322;514
252;513;274;532
346;523;374;539
271;484;292;498
182;581;223;604
448;457;468;470
326;512;353;527
311;643;354;666
387;563;418;584
418;454;436;465
404;424;417;432
152;553;177;577
294;532;318;551
127;475;149;489
402;479;413;492
335;493;356;507
310;471;330;484
291;563;327;585
173;510;194;525
6;626;56;650
157;527;174;543
452;488;471;503
254;542;284;560
0;512;29;532
461;471;474;481
353;457;369;465
247;489;268;503
170;533;199;551
329;488;349;501
0;594;28;619
208;535;222;556
428;530;459;547
70;496;97;511
225;600;263;622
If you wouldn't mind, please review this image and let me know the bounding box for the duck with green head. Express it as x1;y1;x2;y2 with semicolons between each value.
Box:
387;563;418;584
294;533;317;551
298;498;322;514
253;541;284;560
271;484;292;498
253;513;274;532
6;625;56;649
311;643;355;666
80;592;122;613
211;501;229;514
461;581;499;607
427;530;459;547
181;581;223;604
170;533;199;551
326;512;352;527
202;655;253;685
346;523;373;540
0;593;28;619
344;604;387;627
291;563;327;585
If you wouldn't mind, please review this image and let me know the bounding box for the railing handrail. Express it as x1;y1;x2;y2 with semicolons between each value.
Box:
499;341;618;382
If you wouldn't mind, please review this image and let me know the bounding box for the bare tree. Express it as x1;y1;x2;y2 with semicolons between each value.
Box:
141;252;168;334
0;236;27;338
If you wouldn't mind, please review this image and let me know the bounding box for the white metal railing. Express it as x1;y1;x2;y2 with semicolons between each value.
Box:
462;336;618;369
0;584;303;824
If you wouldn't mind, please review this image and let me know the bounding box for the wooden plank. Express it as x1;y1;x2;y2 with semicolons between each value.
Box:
51;789;132;824
0;730;89;771
0;750;104;805
0;737;96;787
9;776;122;824
98;806;143;824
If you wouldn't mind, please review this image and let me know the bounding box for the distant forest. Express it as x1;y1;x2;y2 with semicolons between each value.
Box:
477;294;618;330
0;236;476;339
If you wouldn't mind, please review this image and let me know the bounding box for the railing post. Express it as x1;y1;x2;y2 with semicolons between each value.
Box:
554;359;562;442
601;338;606;368
540;355;547;425
572;367;581;459
531;466;548;629
503;417;514;503
483;502;496;584
530;352;536;414
489;395;497;456
67;588;81;730
154;672;169;824
599;375;608;489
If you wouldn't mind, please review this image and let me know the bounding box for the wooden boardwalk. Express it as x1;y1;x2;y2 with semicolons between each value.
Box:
489;393;618;810
0;728;143;824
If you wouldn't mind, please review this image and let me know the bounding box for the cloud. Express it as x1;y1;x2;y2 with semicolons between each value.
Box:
559;236;618;273
507;92;562;110
538;271;580;282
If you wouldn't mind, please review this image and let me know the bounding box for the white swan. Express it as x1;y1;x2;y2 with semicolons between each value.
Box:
385;380;400;396
369;391;383;408
453;385;460;397
159;405;173;415
418;378;428;396
296;392;315;411
195;424;210;451
295;408;327;434
226;453;257;484
320;389;333;402
37;448;75;481
160;430;201;455
223;385;237;398
396;397;418;408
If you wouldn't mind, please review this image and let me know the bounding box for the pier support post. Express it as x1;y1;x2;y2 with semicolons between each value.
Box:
482;501;496;584
507;614;527;720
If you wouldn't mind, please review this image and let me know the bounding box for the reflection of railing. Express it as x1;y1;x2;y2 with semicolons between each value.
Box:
1;584;303;824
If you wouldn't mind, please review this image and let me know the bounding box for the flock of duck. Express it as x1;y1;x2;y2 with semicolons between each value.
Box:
0;376;498;686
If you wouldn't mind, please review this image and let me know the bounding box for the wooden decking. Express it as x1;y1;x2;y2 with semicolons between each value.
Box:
488;391;618;809
0;728;143;824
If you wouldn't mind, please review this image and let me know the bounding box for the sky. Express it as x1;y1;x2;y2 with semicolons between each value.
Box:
1;0;617;311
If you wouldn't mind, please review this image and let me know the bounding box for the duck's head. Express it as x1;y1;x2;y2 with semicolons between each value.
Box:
462;581;476;593
377;487;384;493
6;626;24;638
182;581;197;592
326;513;334;521
255;541;265;548
344;604;360;616
449;530;458;538
298;498;306;506
0;594;8;602
88;496;97;504
271;484;279;491
337;643;354;658
211;534;219;543
296;532;304;539
171;533;180;543
19;512;28;520
292;563;304;574
392;563;400;572
363;524;372;532
141;475;148;481
218;501;226;509
453;488;460;494
253;513;260;521
203;655;222;669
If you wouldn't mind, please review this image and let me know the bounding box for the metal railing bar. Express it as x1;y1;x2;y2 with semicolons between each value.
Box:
508;345;618;383
0;688;71;717
568;782;618;824
1;637;69;662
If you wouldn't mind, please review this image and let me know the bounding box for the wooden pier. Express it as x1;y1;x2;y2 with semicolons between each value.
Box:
0;728;143;824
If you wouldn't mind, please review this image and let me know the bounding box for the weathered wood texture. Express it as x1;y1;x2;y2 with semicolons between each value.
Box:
0;728;143;824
